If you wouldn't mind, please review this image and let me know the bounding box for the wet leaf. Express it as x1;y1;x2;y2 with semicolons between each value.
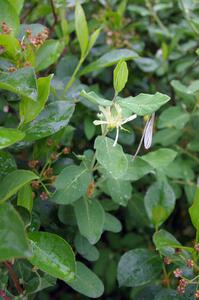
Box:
0;203;31;261
117;248;162;287
28;231;76;282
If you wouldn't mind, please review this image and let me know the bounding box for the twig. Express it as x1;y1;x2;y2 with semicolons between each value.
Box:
4;262;23;295
49;0;58;24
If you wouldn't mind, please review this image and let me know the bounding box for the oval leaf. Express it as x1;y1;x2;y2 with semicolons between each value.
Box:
67;261;104;298
0;127;25;149
23;101;75;141
28;231;76;282
0;203;31;261
117;248;162;287
0;169;38;203
94;136;128;179
74;197;105;244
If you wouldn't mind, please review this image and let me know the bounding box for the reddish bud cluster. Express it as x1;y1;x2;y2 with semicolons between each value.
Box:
175;248;182;254
177;279;188;295
51;152;58;161
195;291;199;298
40;191;48;200
173;268;183;278
31;180;40;190
1;22;12;34
186;259;194;268
7;66;17;72
87;181;95;198
28;160;39;169
26;28;49;47
63;147;71;154
47;139;53;146
43;168;53;178
163;256;171;265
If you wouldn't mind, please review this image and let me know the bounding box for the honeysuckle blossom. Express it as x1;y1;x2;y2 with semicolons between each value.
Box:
93;103;137;147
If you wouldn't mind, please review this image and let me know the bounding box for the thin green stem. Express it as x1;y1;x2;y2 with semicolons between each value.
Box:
61;57;84;97
179;0;199;36
176;145;199;165
145;0;170;36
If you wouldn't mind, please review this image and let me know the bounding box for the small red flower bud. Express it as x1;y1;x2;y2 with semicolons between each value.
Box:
186;259;194;268
195;291;199;298
63;147;71;154
163;256;171;265
194;244;199;252
47;139;53;146
43;168;53;178
50;152;58;161
173;268;183;278
177;279;188;295
28;160;39;169
40;191;48;200
31;180;40;190
175;248;182;254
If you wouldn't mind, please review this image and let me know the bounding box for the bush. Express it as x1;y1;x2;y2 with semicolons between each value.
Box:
0;0;199;299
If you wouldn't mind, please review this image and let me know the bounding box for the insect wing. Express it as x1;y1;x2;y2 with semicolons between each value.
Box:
144;113;155;149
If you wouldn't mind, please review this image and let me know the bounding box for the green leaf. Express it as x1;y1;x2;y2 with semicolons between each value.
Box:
113;60;128;95
67;261;104;298
117;248;162;287
0;67;38;101
189;188;199;230
28;231;76;282
117;92;170;116
23;101;75;141
84;116;96;140
94;136;128;179
0;150;16;179
124;155;153;181
0;203;31;261
80;90;112;106
75;2;89;57
153;128;182;146
20;74;53;124
0;0;20;35
106;177;132;206
51;165;92;204
127;194;150;228
142;148;177;170
80;49;138;75
87;28;101;53
7;0;24;14
74;197;105;244
74;233;99;262
157;107;190;129
0;127;25;149
144;181;176;228
36;40;64;72
0;34;21;60
103;212;122;233
153;229;182;257
154;289;183;300
164;158;194;180
17;183;33;213
0;170;38;203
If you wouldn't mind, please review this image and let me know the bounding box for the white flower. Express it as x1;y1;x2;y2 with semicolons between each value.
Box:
93;103;137;147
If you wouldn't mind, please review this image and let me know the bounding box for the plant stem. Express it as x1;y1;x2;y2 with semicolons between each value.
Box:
176;145;199;165
4;261;23;295
49;0;58;24
145;0;170;36
61;57;84;97
179;0;199;36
